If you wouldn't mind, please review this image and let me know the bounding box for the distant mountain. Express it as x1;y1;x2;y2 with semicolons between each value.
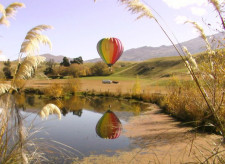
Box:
86;32;224;62
41;32;224;63
84;58;101;63
120;32;224;61
40;54;73;63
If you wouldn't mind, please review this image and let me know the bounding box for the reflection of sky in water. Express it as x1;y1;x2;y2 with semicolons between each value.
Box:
22;109;134;157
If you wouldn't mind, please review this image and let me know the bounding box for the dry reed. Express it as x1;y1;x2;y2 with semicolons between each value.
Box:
19;25;53;58
14;56;46;80
0;2;25;26
0;84;12;95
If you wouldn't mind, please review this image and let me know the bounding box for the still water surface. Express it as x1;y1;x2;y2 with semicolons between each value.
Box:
7;94;151;159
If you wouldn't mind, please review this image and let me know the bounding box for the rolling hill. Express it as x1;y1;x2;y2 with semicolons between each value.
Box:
112;56;187;79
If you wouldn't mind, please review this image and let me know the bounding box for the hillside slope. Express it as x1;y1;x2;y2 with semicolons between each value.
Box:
113;56;187;78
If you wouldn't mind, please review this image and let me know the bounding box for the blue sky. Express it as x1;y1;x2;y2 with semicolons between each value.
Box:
0;0;222;61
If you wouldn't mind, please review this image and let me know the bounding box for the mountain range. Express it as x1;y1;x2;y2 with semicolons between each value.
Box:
41;32;224;63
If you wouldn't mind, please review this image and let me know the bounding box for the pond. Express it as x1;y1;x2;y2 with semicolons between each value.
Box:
0;94;151;162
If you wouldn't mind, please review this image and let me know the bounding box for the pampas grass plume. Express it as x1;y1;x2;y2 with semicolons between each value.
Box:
15;56;46;80
20;25;53;56
0;2;25;26
122;0;154;20
209;0;220;12
0;84;12;95
0;4;5;17
186;21;211;51
183;46;198;69
5;2;25;17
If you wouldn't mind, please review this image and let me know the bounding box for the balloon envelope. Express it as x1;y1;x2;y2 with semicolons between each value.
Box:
97;38;124;67
96;110;122;139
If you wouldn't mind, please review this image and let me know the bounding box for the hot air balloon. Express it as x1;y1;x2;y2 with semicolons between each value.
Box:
97;38;124;67
96;110;122;139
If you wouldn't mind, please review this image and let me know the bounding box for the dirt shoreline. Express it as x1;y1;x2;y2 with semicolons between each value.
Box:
79;104;224;164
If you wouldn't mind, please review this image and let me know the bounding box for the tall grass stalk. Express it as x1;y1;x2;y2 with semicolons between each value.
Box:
0;94;29;163
0;2;55;163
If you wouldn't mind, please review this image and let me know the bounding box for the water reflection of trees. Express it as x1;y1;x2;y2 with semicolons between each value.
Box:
12;94;150;117
26;95;35;106
85;96;150;114
13;93;44;111
73;110;82;117
44;96;86;117
61;107;82;117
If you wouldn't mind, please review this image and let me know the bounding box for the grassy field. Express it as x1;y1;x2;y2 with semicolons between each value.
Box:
1;55;191;94
78;56;190;93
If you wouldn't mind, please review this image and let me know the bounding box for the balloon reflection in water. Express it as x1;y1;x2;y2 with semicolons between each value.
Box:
96;110;122;139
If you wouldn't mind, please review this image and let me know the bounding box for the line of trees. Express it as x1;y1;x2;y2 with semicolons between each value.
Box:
60;56;83;67
0;56;113;79
44;56;113;78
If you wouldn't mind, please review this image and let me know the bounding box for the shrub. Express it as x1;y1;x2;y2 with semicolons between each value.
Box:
69;64;90;77
90;62;113;76
63;78;81;95
13;79;26;91
161;78;208;124
132;76;141;95
44;83;64;98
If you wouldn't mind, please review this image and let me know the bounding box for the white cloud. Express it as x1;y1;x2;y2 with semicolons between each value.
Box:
0;54;7;61
191;7;206;16
175;15;188;24
162;0;207;9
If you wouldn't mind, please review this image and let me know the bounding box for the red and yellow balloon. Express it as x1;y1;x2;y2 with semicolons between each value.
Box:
96;110;122;139
97;38;124;67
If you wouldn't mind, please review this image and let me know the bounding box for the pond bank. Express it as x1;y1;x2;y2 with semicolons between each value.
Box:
78;104;224;164
10;88;225;163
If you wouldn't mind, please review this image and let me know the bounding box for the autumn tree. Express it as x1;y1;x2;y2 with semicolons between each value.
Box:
90;62;112;76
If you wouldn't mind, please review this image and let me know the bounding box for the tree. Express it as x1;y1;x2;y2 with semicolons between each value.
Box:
3;59;13;79
69;64;81;77
90;62;112;76
69;64;90;77
60;57;70;67
44;59;55;75
70;56;83;64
